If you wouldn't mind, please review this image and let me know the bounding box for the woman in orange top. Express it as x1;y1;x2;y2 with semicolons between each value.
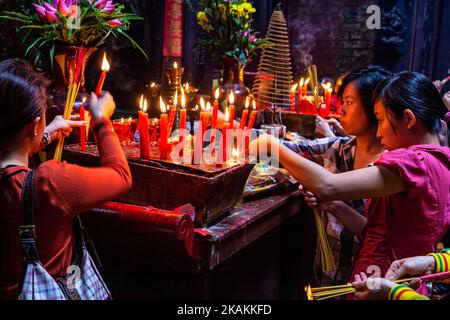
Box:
0;59;132;299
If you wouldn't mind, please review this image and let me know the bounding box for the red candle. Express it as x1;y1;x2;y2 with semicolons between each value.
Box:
228;91;235;125
247;100;257;131
239;97;250;130
179;90;187;158
96;53;110;95
297;78;304;113
245;100;258;157
210;88;220;156
168;90;178;136
138;95;150;159
203;101;211;136
159;97;168;160
221;107;231;164
303;77;310;97
321;83;332;117
79;97;86;152
194;97;206;164
290;84;297;112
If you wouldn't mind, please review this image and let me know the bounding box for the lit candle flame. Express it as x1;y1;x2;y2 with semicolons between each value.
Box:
245;96;250;109
200;97;205;111
139;94;144;111
101;52;110;72
120;117;124;124
82;97;86;103
252;100;256;110
194;104;199;111
299;77;304;87
173;62;178;69
232;147;238;159
160;96;166;113
305;285;313;300
181;89;186;109
150;82;156;88
305;78;310;86
143;99;148;113
225;107;229;122
215;87;220;100
185;82;189;91
206;101;211;112
229;91;235;105
291;83;298;91
128;117;132;122
174;90;178;106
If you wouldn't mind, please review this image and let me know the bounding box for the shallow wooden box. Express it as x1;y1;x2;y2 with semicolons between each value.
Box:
263;110;316;138
63;144;254;227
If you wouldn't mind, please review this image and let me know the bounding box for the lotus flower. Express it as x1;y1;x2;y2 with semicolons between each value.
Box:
58;0;70;16
102;1;116;13
93;0;108;10
43;2;57;13
45;10;59;23
32;4;47;20
106;19;122;27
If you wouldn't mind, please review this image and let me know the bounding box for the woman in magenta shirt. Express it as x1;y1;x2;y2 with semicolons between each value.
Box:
251;72;450;287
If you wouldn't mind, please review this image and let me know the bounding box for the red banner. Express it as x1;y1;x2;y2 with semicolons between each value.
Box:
163;0;183;57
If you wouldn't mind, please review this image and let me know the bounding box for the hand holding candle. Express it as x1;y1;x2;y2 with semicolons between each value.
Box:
96;52;110;96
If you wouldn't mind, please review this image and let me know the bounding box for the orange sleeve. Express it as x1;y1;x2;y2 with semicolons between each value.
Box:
37;118;132;215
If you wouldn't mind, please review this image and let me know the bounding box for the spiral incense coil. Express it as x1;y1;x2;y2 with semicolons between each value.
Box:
252;7;294;108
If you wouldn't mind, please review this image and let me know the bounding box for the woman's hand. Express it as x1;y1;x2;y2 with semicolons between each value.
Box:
249;133;277;159
315;116;335;137
90;91;116;122
384;256;435;281
352;272;397;300
45;115;86;141
298;184;341;212
443;90;450;111
326;118;346;136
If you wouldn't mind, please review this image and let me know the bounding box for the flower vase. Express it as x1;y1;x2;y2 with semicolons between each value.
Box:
219;57;250;122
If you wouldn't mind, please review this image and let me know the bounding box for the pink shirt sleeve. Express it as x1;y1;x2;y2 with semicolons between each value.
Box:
374;148;429;197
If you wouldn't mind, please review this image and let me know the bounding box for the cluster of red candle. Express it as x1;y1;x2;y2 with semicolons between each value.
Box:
190;90;257;165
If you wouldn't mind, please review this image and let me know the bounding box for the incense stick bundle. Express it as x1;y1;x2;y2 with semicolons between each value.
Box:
307;65;320;110
54;47;87;161
313;209;336;272
308;271;450;300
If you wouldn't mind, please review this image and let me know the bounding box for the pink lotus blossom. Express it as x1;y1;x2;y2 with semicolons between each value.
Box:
58;0;70;16
102;1;116;13
93;0;108;10
106;19;122;27
45;10;59;23
32;4;47;20
43;2;57;12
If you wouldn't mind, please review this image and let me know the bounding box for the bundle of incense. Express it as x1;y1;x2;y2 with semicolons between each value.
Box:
307;65;320;111
314;209;336;272
309;270;450;300
54;47;87;161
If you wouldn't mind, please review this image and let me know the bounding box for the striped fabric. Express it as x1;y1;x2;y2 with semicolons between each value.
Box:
428;251;450;273
389;285;430;301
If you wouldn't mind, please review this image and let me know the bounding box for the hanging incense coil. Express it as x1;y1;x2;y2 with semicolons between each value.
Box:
252;7;294;108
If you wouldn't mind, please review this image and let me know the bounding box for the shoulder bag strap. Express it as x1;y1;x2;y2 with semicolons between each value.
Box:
19;170;40;263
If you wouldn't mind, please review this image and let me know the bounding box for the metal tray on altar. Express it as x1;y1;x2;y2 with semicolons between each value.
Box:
63;144;254;227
